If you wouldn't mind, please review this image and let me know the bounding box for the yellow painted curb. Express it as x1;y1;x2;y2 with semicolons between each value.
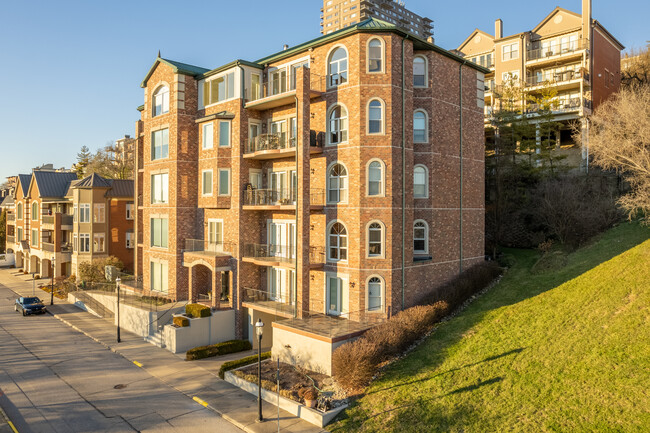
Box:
193;396;209;408
133;361;143;368
7;421;19;433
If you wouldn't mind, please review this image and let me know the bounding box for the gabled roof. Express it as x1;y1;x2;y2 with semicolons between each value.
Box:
75;173;111;189
106;179;134;198
200;60;263;80
457;29;495;52
140;56;210;88
17;174;31;197
0;195;14;208
532;7;581;34
32;171;78;198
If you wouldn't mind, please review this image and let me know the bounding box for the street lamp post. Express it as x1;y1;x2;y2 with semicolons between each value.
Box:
116;277;121;343
255;318;264;423
50;258;55;306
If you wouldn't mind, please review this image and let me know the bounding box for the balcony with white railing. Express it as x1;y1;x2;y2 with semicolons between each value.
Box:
245;72;325;110
526;40;588;65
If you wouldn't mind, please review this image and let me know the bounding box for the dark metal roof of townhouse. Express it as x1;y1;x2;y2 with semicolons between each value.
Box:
74;173;112;189
106;179;134;198
0;195;14;208
32;171;79;198
140;57;211;88
18;174;31;197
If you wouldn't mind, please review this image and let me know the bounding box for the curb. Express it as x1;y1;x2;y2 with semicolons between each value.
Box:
0;404;19;433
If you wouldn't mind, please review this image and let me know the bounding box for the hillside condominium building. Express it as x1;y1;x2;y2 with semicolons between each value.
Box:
133;18;487;372
454;0;623;170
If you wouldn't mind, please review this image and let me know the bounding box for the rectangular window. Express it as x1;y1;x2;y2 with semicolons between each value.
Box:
202;170;213;196
208;220;223;246
73;233;77;252
73;205;77;222
202;123;213;149
502;42;519;61
219;121;230;147
218;169;230;196
31;229;38;247
80;204;90;223
151;128;169;160
150;261;169;293
80;233;90;252
150;218;168;248
93;233;105;252
126;231;134;249
93;204;105;223
151;173;169;204
251;74;260;100
126;202;134;220
17;228;23;242
203;72;236;106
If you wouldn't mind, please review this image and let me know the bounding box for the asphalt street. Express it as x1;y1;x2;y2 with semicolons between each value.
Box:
0;280;242;433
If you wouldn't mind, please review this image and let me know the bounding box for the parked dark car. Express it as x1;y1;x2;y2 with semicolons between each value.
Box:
15;297;47;316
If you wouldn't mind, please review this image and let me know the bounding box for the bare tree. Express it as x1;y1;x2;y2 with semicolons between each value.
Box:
621;44;650;88
578;85;650;223
85;140;134;180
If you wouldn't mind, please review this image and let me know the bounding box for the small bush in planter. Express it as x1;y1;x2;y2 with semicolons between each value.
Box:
302;388;319;408
173;316;189;327
34;275;40;280
185;303;211;318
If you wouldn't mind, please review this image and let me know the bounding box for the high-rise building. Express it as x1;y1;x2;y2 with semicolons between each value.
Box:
321;0;433;39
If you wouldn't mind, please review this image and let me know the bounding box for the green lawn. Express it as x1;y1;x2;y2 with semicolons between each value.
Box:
331;222;650;432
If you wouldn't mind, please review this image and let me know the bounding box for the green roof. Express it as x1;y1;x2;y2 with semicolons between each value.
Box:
199;59;263;80
140;57;210;88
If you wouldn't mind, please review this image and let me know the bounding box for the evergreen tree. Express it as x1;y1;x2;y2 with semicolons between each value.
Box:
76;145;92;178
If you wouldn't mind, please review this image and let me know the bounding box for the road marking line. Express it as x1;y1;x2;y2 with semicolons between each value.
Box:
133;361;143;368
193;396;208;407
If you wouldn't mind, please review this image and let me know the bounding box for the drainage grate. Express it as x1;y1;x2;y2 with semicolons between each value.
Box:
114;384;127;389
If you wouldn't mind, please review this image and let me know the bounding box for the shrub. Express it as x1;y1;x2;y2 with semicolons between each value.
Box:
332;339;381;392
185;303;211;318
173;316;189;327
219;351;271;378
34;275;40;280
303;387;318;401
186;339;252;361
78;256;124;283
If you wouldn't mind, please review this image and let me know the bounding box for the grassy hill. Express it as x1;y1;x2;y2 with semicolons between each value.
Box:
331;222;650;432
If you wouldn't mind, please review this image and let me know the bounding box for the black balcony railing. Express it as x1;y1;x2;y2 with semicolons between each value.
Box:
243;244;295;264
61;215;73;225
246;130;324;154
243;189;295;206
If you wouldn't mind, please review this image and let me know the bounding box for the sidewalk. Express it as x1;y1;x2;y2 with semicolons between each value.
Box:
0;269;328;433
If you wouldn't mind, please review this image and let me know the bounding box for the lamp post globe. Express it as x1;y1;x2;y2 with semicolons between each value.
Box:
255;319;264;422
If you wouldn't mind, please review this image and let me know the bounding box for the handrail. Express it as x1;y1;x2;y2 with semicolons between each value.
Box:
527;40;588;61
249;72;325;102
241;287;295;316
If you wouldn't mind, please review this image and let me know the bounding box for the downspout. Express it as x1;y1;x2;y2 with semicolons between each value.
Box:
459;60;467;274
401;36;407;311
238;64;245;109
294;94;299;318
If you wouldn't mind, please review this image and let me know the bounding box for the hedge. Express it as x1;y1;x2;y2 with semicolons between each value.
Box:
185;303;211;318
186;339;252;361
219;351;271;379
173;316;189;327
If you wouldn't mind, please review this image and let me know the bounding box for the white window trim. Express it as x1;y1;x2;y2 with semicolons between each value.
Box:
201;70;238;109
324;271;350;316
326;220;349;263
326;44;350;89
326;103;349;146
413;109;429;143
149;259;169;294
366;220;385;259
202;122;213;150
151;173;169;204
79;233;91;253
366;37;385;74
152;84;170;117
218;120;231;148
218;168;231;196
502;42;519;61
202;169;213;197
413;55;429;88
366;158;386;197
365;275;385;313
366;98;386;135
93;233;105;253
326;161;349;205
207;219;224;246
413;164;429;199
150;217;169;249
126;231;134;249
151;128;170;161
31;202;38;221
413;219;429;255
126;202;134;220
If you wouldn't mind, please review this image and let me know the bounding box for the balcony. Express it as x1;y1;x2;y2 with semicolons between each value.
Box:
527;40;588;64
242;188;324;210
7;235;14;244
241;287;295;318
244;130;324;160
525;70;586;91
245;73;325;110
42;215;54;226
7;214;15;222
61;214;73;228
527;98;582;114
184;239;236;257
42;242;56;252
243;244;294;267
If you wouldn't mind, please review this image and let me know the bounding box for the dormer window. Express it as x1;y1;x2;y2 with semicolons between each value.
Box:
152;85;169;117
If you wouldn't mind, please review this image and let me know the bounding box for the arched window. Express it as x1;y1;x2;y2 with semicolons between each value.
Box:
328;222;348;261
367;38;383;73
327;163;348;203
414;165;428;198
368;99;384;134
328;105;348;145
367;221;384;257
16;203;23;220
367;276;384;312
367;160;384;196
31;202;38;221
153;85;169;117
328;47;348;87
413;56;427;87
413;220;429;254
414;110;428;143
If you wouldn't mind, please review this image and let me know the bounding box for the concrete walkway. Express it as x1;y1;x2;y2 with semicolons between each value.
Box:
0;269;327;433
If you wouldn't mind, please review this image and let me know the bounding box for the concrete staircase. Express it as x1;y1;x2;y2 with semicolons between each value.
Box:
144;325;166;348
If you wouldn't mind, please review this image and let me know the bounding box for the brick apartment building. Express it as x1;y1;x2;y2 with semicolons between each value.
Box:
133;17;487;370
5;171;134;278
454;0;623;170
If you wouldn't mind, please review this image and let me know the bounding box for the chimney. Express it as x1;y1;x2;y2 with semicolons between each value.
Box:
283;44;289;50
582;0;591;44
495;19;503;39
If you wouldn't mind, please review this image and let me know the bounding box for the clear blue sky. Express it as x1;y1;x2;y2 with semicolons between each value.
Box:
1;0;646;182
